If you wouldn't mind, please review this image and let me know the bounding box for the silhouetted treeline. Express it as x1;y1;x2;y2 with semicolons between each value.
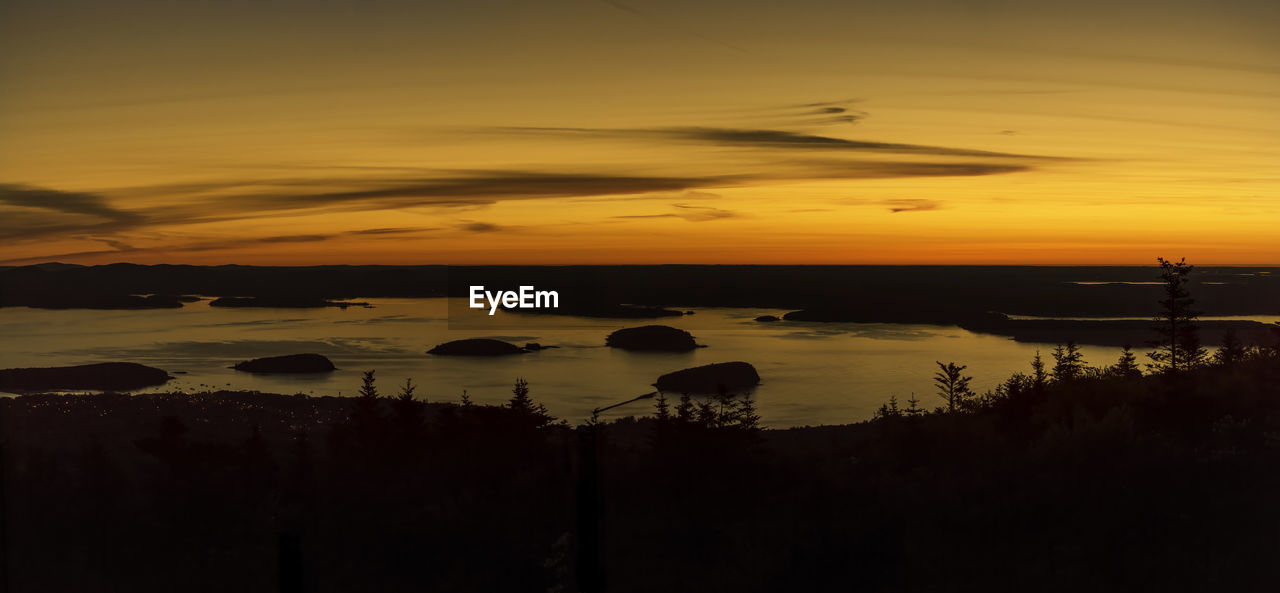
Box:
0;384;570;592
4;341;1280;591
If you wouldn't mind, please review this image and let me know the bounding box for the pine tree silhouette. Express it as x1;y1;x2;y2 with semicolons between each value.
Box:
1147;257;1206;374
1051;342;1085;382
1214;330;1246;367
696;399;717;427
390;378;425;442
906;393;923;416
349;370;384;449
654;393;671;422
509;377;533;413
934;362;973;413
1113;345;1142;379
508;378;551;427
676;393;694;423
735;396;761;430
1031;351;1048;392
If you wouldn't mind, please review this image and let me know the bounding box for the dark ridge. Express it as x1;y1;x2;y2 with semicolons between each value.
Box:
209;296;370;309
0;292;187;310
956;313;1276;347
754;315;781;322
232;353;336;374
655;361;760;393
427;338;526;356
5;264;1280;317
0;263;446;309
510;303;684;319
781;307;989;324
606;325;699;352
0;362;171;391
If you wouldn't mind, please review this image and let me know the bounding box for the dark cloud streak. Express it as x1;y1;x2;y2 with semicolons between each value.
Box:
225;172;735;213
884;199;942;213
612;203;740;222
0;184;143;222
0;227;436;264
498;126;1059;159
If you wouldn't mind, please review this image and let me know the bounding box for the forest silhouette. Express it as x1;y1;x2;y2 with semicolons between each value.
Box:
2;259;1280;591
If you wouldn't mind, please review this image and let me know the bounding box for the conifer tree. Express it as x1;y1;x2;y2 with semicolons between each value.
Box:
713;385;737;428
391;378;425;438
349;370;384;450
508;378;551;427
876;395;902;419
359;369;379;399
654;393;671;422
1112;345;1142;379
351;370;382;422
696;399;717;427
676;393;694;423
1031;351;1047;392
998;373;1032;399
906;393;923;416
1214;330;1246;367
1147;257;1206;373
735;396;761;430
1051;342;1085;382
396;377;418;402
509;377;534;414
934;361;974;413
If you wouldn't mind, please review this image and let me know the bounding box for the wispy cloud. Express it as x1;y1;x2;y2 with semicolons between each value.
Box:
1;156;1030;246
497;126;1059;159
0;184;141;221
1;98;1064;257
883;199;942;213
671;203;739;221
795;160;1031;179
0;172;737;243
568;190;723;203
613;203;741;222
220;171;736;213
0;184;146;240
455;221;509;233
0;227;435;263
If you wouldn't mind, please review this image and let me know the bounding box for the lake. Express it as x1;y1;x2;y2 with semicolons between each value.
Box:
0;298;1178;427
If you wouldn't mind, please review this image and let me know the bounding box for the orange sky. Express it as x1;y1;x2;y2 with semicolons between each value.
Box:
2;0;1278;265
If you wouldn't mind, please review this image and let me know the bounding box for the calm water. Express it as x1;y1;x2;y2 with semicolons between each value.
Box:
3;298;1150;427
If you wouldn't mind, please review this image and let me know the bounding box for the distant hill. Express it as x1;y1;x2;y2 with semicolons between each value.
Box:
3;263;1279;320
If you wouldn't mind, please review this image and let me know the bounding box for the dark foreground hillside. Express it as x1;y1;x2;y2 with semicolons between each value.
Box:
2;353;1280;592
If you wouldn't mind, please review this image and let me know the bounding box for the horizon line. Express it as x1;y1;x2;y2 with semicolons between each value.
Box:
7;261;1280;269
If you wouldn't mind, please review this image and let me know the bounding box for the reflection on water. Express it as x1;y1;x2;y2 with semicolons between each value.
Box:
2;298;1171;427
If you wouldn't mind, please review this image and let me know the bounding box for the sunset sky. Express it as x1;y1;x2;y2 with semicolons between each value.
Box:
2;0;1277;265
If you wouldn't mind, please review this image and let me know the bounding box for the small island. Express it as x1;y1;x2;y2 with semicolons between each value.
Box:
606;325;699;352
428;338;528;356
232;353;336;374
0;362;172;392
654;361;760;394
